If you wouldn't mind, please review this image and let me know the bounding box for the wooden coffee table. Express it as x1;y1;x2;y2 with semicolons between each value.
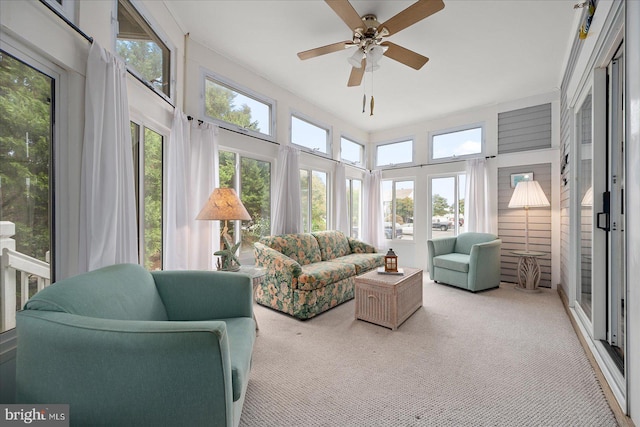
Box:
354;267;423;330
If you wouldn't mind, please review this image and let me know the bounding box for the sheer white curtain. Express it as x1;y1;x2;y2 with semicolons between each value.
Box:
164;110;219;270
334;163;349;234
79;42;137;272
465;158;491;233
363;170;384;249
271;145;301;235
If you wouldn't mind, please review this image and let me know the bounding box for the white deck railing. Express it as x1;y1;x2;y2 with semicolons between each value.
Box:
1;221;50;332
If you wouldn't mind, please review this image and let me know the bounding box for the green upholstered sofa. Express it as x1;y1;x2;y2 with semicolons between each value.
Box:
15;263;255;427
254;230;384;319
427;232;502;292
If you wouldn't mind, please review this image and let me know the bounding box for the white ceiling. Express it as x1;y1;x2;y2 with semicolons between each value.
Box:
164;0;579;133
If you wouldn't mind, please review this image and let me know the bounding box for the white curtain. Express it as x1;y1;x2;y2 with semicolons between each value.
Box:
465;158;491;233
271;145;301;235
164;110;219;270
334;163;349;234
78;42;137;272
363;170;384;249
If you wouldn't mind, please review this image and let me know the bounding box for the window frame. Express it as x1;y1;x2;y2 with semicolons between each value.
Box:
290;111;332;157
382;179;415;241
428;173;466;240
114;0;175;102
217;148;273;265
299;167;330;232
429;123;485;164
375;138;415;169
129;115;166;270
346;177;363;239
341;136;365;167
201;70;277;142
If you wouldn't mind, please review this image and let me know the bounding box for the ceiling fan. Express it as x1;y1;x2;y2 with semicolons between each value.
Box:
297;0;445;87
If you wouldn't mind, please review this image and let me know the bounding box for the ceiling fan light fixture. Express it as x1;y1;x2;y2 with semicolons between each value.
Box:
348;49;365;68
365;60;380;72
367;44;385;64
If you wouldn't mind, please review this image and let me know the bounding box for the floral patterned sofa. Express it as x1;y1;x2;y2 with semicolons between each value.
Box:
254;230;384;319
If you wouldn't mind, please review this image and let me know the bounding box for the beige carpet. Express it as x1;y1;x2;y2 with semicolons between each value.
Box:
240;277;618;426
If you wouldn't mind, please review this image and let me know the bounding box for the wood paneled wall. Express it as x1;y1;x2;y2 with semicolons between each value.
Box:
498;104;552;154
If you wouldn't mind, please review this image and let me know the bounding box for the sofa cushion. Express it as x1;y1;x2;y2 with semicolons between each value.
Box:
259;234;322;265
298;261;356;291
454;232;497;255
312;230;351;261
23;264;169;321
433;253;470;273
222;317;256;402
329;253;384;274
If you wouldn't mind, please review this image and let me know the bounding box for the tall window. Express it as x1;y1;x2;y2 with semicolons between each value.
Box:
341;137;364;166
430;175;466;238
430;125;483;162
347;178;362;238
300;169;328;232
577;93;593;320
0;50;54;332
117;0;171;97
219;151;271;263
376;140;413;168
131;122;163;270
291;114;330;155
382;180;414;240
204;73;275;140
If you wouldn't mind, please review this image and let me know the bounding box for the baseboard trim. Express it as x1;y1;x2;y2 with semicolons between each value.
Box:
557;287;635;427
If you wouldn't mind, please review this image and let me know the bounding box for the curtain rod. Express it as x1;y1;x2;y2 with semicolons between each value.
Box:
38;0;174;109
378;155;496;172
187;116;280;146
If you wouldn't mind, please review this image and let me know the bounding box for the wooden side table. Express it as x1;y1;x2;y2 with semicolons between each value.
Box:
238;265;266;331
511;251;545;292
354;267;423;330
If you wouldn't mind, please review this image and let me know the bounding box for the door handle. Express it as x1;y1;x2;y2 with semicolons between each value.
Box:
597;191;611;232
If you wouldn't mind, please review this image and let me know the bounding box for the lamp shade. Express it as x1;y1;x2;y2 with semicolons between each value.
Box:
508;180;550;208
348;49;365;68
196;188;251;221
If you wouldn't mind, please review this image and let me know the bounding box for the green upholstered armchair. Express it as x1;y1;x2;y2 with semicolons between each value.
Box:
427;232;502;292
15;263;255;427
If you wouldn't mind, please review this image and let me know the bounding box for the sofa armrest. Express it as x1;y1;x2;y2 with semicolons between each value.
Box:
16;311;234;426
468;239;502;289
427;237;457;279
254;242;302;289
347;237;377;254
152;270;253;321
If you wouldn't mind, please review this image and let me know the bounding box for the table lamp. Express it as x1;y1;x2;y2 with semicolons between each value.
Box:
196;188;251;271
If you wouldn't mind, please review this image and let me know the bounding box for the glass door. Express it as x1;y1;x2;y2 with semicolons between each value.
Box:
604;45;625;372
430;174;466;239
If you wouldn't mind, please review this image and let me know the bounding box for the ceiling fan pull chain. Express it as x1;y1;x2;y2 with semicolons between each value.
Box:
362;93;366;113
370;96;375;116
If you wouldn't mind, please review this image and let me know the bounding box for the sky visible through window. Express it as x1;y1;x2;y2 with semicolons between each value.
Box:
292;116;328;153
432;127;482;159
234;92;270;133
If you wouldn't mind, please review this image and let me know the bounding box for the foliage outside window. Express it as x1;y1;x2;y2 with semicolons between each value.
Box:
376;140;413;168
0;51;53;332
300;169;328;232
219;151;271;264
430;125;483;162
117;0;171;97
430;174;466;238
291;115;330;155
382;180;414;240
341;137;364;166
347;178;362;238
204;75;274;139
131;122;163;270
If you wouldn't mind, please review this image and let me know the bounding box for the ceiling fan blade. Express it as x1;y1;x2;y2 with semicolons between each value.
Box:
381;42;429;70
347;59;365;86
325;0;364;32
379;0;445;36
298;41;353;60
